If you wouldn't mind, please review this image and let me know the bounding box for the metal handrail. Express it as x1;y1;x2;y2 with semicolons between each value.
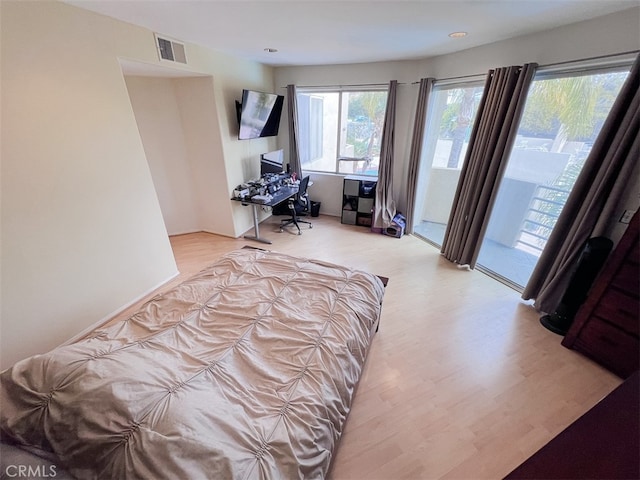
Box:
516;184;572;255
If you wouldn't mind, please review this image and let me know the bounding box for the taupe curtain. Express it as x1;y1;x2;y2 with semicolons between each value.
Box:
286;84;302;177
441;63;537;267
372;80;398;233
405;77;435;234
522;53;640;313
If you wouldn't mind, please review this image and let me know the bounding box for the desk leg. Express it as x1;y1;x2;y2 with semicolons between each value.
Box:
244;204;272;244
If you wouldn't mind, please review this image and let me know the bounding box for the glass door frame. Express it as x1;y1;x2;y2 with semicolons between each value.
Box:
475;60;633;291
412;76;485;248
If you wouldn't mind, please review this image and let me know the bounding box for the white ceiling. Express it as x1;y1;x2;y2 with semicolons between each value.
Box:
66;0;639;67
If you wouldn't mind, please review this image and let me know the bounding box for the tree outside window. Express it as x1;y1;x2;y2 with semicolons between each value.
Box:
297;88;388;176
515;70;630;249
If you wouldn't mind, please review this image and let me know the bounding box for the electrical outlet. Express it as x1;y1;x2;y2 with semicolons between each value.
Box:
619;209;635;224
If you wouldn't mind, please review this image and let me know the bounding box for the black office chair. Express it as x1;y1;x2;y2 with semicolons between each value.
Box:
279;176;313;235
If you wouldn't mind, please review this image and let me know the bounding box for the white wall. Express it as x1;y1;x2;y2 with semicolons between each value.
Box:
173;76;228;235
1;1;176;369
421;168;459;224
419;7;640;79
125;76;202;235
274;7;640;219
125;75;237;237
0;0;275;368
120;43;279;239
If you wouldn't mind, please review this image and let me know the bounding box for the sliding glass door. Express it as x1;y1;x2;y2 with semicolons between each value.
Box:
413;62;632;291
412;81;484;246
475;67;631;289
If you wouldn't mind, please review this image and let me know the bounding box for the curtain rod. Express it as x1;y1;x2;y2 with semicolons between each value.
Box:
541;49;638;69
280;82;405;89
417;49;639;84
280;50;639;89
412;73;482;84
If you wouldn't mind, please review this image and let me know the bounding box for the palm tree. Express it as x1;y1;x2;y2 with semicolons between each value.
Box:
523;77;595;156
519;71;629;244
520;72;627;150
357;92;387;158
440;87;483;168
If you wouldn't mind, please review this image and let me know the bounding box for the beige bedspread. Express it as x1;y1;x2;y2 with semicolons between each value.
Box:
1;249;385;479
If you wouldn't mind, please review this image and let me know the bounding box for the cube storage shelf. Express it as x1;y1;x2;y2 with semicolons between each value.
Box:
341;175;377;227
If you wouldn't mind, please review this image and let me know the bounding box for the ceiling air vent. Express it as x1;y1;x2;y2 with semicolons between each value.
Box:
155;34;187;64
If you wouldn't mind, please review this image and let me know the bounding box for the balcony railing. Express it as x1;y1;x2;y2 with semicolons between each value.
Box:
516;184;570;256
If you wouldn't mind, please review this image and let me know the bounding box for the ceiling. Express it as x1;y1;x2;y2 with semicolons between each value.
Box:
66;0;639;67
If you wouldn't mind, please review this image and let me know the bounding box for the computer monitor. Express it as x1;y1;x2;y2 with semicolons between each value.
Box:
260;149;284;176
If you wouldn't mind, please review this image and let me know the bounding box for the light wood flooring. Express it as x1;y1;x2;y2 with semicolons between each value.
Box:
109;214;622;479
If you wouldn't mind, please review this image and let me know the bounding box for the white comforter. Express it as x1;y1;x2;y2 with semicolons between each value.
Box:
1;249;385;479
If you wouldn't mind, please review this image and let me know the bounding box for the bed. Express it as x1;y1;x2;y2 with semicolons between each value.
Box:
1;249;385;479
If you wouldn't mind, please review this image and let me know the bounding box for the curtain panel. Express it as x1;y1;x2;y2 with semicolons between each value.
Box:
522;53;640;314
372;80;398;233
286;84;303;177
441;63;537;268
405;78;435;234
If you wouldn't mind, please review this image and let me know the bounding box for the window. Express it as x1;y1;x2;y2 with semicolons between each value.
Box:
412;81;485;245
475;66;630;290
296;88;388;176
412;58;631;291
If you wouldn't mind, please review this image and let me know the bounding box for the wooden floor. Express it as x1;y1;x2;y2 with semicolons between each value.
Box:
108;215;622;479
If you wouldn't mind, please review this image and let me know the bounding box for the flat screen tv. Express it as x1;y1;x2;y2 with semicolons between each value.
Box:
237;89;284;140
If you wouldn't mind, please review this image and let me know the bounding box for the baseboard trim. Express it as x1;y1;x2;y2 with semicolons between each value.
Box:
201;228;236;238
59;270;180;347
167;228;202;236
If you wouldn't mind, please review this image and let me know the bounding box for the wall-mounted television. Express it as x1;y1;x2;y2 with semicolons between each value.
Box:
236;89;284;140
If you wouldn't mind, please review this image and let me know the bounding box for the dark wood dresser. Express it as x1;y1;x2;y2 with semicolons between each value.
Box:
562;210;639;379
504;371;639;479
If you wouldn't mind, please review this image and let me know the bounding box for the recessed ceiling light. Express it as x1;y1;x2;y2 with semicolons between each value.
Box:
448;31;467;38
264;48;278;53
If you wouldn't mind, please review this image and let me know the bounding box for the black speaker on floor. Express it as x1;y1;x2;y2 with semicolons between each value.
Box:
540;236;613;335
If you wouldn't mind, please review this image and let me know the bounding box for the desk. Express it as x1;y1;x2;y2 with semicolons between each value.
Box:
232;185;298;244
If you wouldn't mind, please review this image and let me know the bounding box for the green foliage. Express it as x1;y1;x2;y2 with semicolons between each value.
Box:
345;91;387;157
357;92;387;119
440;103;460;137
439;88;481;138
519;72;628;141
